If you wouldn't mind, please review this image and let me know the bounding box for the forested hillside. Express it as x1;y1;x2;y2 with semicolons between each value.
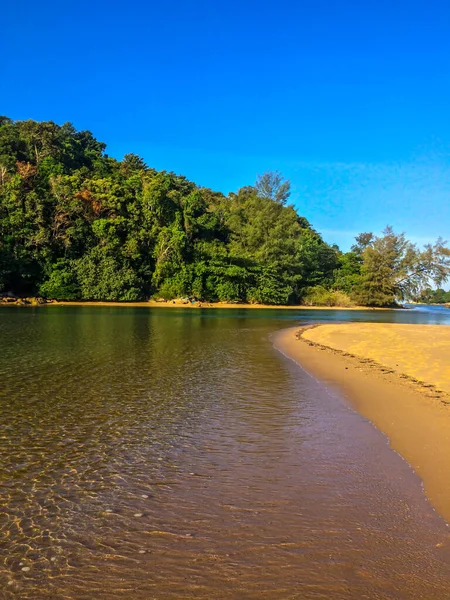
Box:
0;117;448;305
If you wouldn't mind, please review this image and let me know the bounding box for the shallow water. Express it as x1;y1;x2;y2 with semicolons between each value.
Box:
1;305;450;599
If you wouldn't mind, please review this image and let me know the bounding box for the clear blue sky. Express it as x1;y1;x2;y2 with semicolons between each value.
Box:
3;0;450;250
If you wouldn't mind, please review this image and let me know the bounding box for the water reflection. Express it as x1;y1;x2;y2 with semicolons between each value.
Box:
0;306;450;599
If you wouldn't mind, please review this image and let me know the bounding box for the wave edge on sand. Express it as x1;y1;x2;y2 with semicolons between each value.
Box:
273;324;450;524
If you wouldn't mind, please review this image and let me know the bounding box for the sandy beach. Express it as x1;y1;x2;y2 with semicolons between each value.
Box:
303;323;450;393
274;323;450;523
37;300;390;310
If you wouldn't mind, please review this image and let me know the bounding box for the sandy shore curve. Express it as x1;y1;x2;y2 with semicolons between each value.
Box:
273;324;450;523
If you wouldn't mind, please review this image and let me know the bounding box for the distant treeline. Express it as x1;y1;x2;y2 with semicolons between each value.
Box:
414;288;450;304
0;117;449;306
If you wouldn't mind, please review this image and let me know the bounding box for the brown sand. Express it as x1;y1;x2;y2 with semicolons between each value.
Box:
274;324;450;523
41;300;389;310
303;323;450;393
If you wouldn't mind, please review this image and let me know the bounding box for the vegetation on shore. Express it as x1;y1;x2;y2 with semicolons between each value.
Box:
413;288;450;304
1;117;449;306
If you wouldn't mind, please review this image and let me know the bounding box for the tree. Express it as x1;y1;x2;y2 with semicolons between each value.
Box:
351;232;374;255
354;227;450;306
120;153;148;176
75;246;143;301
255;171;291;205
425;288;450;304
39;259;80;300
5;116;448;307
332;251;363;295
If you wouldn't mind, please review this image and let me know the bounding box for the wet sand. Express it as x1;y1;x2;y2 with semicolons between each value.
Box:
274;324;450;523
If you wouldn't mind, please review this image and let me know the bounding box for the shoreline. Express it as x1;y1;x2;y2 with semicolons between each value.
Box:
1;299;398;310
273;324;450;523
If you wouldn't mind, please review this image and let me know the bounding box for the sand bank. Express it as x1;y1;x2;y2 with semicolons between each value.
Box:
273;324;450;522
39;300;390;310
303;323;450;393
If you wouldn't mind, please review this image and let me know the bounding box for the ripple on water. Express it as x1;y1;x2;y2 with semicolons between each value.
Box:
1;307;450;599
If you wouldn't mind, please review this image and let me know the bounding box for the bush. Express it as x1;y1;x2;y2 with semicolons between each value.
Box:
157;279;185;300
215;280;241;302
39;260;81;300
156;268;192;300
75;249;143;301
302;285;354;307
247;265;293;305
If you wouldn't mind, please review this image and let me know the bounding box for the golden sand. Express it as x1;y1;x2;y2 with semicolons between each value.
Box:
303;323;450;393
274;324;450;523
44;300;387;310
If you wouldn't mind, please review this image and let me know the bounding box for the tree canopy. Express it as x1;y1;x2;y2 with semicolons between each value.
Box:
0;117;448;306
353;227;450;306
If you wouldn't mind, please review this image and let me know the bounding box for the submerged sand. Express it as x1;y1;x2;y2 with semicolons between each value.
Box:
274;324;450;523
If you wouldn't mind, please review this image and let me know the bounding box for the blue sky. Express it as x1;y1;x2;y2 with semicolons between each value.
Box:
2;0;450;250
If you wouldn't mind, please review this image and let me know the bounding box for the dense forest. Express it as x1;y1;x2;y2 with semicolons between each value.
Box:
1;117;449;306
414;288;450;304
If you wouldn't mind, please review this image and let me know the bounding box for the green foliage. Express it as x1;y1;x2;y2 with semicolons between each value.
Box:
1;117;448;306
39;259;80;300
248;265;293;305
414;287;450;304
255;171;291;205
302;285;354;307
352;227;450;306
75;248;143;301
156;267;192;300
332;251;363;295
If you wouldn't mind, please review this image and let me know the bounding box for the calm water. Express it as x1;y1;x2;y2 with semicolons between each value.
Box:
1;305;450;599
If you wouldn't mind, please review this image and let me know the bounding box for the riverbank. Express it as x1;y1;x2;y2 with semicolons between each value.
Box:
50;300;385;310
273;323;450;523
0;297;395;310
